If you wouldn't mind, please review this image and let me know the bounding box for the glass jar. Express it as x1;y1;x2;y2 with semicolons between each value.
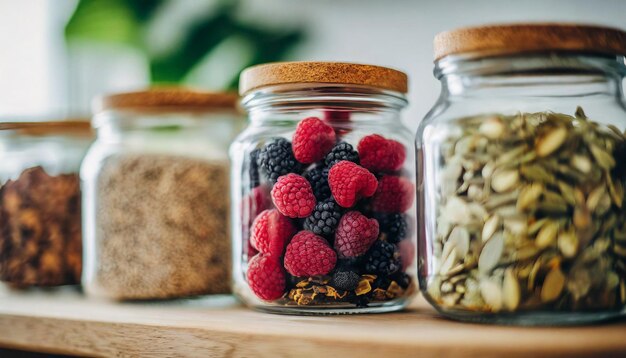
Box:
232;62;417;314
0;121;93;288
417;24;626;324
82;89;244;300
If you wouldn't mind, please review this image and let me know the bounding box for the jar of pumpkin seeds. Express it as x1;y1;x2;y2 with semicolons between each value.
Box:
416;24;626;324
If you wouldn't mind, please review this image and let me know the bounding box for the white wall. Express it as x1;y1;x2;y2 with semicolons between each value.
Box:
239;0;626;130
1;0;625;126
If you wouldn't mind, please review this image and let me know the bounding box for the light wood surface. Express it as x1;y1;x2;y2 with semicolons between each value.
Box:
0;286;625;357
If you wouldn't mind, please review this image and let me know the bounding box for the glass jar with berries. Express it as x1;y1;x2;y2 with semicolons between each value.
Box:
417;24;626;324
231;61;417;314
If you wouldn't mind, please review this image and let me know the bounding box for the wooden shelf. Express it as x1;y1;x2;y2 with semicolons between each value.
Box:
0;286;625;357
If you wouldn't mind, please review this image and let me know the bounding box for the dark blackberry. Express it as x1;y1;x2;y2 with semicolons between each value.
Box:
376;213;407;243
336;257;362;270
248;148;260;188
303;167;330;200
303;199;342;238
364;240;401;275
331;269;361;291
257;138;303;184
324;142;359;167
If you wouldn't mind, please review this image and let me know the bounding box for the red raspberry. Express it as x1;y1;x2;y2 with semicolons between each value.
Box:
251;209;296;256
292;117;337;164
358;134;406;173
243;185;271;222
328;161;378;208
271;174;316;218
372;175;415;213
284;231;337;276
398;239;415;271
247;254;286;301
334;211;380;258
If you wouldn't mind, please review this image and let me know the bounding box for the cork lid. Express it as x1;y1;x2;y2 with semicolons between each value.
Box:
0;120;93;137
93;88;239;113
434;23;626;61
239;61;408;95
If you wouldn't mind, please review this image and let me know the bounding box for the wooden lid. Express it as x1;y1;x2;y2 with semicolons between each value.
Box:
239;61;408;95
434;23;626;61
93;88;239;113
0;120;93;136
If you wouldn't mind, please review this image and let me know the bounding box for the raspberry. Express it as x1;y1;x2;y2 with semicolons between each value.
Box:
357;134;406;173
284;231;337;277
328;161;378;208
398;239;415;271
364;240;401;275
249;148;261;188
250;209;296;256
372;175;415;213
334;211;379;258
247;254;286;300
325;142;359;168
331;269;360;291
258;138;303;184
271;174;316;218
376;213;408;243
303;198;343;238
303;166;330;200
292;117;336;164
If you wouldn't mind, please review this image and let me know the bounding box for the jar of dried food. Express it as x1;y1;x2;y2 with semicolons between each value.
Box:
417;24;626;324
0;121;92;288
232;62;417;314
82;89;243;300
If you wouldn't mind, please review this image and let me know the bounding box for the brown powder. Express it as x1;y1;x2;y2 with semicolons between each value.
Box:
0;167;82;287
89;154;230;300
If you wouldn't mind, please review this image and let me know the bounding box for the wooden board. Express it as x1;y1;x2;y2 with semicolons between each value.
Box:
0;286;625;357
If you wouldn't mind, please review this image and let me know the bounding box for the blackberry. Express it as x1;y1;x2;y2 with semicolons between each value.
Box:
257;138;303;184
364;240;400;275
331;269;361;291
248;148;260;188
303;167;330;200
390;271;411;289
376;213;407;243
324;142;359;167
303;199;342;238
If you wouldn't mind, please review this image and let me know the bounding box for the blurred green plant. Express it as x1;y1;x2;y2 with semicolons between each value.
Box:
65;0;303;90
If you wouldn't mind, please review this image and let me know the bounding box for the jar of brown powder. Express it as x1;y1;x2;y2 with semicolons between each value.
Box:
0;121;93;287
82;88;243;300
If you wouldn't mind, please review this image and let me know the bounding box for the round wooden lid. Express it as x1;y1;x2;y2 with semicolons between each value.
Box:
239;61;408;95
434;23;626;61
93;88;239;113
0;120;93;137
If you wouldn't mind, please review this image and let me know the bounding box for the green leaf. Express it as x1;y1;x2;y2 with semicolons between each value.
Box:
65;0;141;46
